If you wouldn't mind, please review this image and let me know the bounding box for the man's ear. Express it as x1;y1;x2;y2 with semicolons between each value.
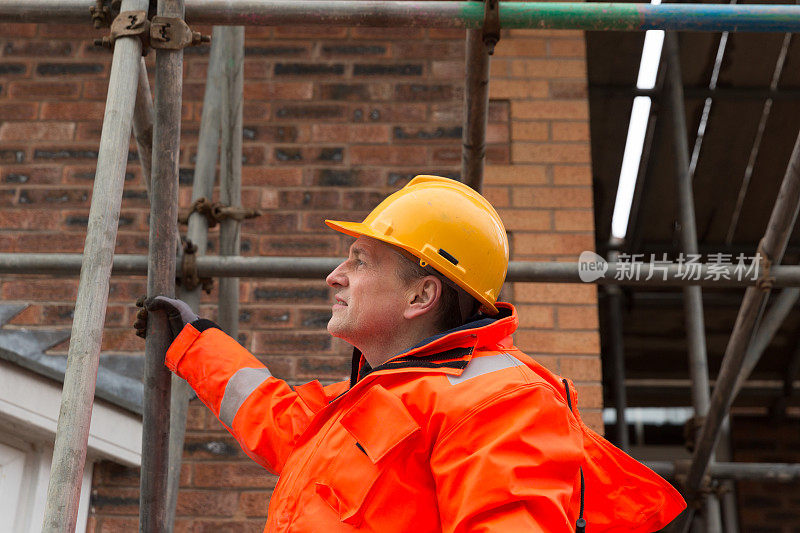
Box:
404;276;441;320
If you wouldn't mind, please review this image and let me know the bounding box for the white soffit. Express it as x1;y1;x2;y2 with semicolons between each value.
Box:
0;359;142;467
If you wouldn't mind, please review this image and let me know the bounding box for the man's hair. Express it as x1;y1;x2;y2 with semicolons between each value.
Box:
394;251;469;332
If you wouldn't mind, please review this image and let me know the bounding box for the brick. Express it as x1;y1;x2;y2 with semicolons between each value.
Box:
514;282;597;305
548;38;586;58
516;304;555;328
0;23;37;37
9;81;81;99
4;40;74;56
489;80;549;99
394;84;460;102
513;187;593;208
394;41;461;59
36;63;104;76
427;28;466;39
556;305;599;331
511;122;549;142
274;63;345;76
40;101;106;120
553;165;592;185
320;44;389;57
353;63;423;76
311;124;391;144
273;104;346;121
241;167;303;187
17;188;89;207
512;100;589;120
514;142;591;164
484;165;547;185
193;462;278;489
253;331;331;354
575;383;603;409
90;487;139;515
558;355;602;379
17;232;86;253
176;490;239;517
393;125;461;142
481;186;510;208
0;122;75;141
497;209;552;231
494;39;548;58
244;125;304;143
0;209;63;230
245;44;310;56
352;104;427;123
241;308;294;328
551;121;589;141
554;209;594;231
515;331;599;355
259;235;338;256
0;102;38;120
3;279;79;301
2;166;61;185
306;168;383;187
318;83;391;102
243;82;313;100
239;491;272;517
296;355;351;379
431;60;464;78
252;283;330;304
509;59;587;79
274;25;347;39
549;79;588;100
350;145;426;165
342;190;385;210
350;27;424;40
0;149;25;165
516;233;594;256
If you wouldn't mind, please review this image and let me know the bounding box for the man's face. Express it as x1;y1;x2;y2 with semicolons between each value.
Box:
325;236;410;347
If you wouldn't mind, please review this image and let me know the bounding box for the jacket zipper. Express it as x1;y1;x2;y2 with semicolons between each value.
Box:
562;378;586;533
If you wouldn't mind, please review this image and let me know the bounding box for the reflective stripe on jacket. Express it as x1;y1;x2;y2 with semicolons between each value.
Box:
166;303;685;532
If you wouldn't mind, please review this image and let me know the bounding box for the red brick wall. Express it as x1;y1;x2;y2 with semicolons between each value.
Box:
0;22;600;531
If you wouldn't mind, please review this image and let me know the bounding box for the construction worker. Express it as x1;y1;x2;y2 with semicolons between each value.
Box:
136;175;685;532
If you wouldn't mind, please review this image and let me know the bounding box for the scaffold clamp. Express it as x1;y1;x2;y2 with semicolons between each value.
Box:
179;239;213;294
482;0;500;55
94;10;150;53
150;16;211;50
756;238;776;291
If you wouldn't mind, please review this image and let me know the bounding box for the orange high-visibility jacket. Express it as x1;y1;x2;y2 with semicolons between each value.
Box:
166;303;685;532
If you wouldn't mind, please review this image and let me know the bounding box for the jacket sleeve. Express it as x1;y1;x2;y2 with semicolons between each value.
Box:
430;383;584;533
165;320;323;474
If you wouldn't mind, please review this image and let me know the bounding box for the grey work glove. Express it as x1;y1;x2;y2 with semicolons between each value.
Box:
134;295;199;341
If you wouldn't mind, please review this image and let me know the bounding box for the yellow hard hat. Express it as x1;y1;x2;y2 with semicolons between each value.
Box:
325;175;509;314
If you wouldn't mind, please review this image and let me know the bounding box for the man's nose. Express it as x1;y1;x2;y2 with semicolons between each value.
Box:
326;261;348;288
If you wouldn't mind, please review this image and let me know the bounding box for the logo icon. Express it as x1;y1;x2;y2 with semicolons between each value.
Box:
578;251;608;282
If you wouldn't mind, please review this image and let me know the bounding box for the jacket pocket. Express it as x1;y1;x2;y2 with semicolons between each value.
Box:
315;384;420;526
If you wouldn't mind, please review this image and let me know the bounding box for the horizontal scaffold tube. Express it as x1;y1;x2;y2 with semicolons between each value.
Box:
1;253;800;287
3;1;800;32
646;461;800;483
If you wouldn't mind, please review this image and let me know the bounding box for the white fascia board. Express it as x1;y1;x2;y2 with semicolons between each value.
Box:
0;359;142;466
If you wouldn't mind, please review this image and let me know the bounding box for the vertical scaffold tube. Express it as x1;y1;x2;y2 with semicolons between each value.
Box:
41;1;149;531
140;0;185;530
664;32;722;532
218;26;245;338
462;29;490;191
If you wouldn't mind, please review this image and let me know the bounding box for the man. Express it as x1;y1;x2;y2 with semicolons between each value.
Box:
136;176;685;532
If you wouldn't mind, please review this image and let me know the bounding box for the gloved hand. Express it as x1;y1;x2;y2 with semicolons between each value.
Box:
134;295;199;341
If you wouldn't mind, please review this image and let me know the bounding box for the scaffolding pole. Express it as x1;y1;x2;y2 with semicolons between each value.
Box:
140;0;185;531
166;23;227;531
5;254;800;287
648;461;800;482
40;1;148;531
462;29;490;191
218;26;245;338
683;121;800;507
664;33;722;532
133;57;154;194
5;1;800;32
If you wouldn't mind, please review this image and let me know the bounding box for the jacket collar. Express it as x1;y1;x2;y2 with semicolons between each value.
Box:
349;302;519;386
